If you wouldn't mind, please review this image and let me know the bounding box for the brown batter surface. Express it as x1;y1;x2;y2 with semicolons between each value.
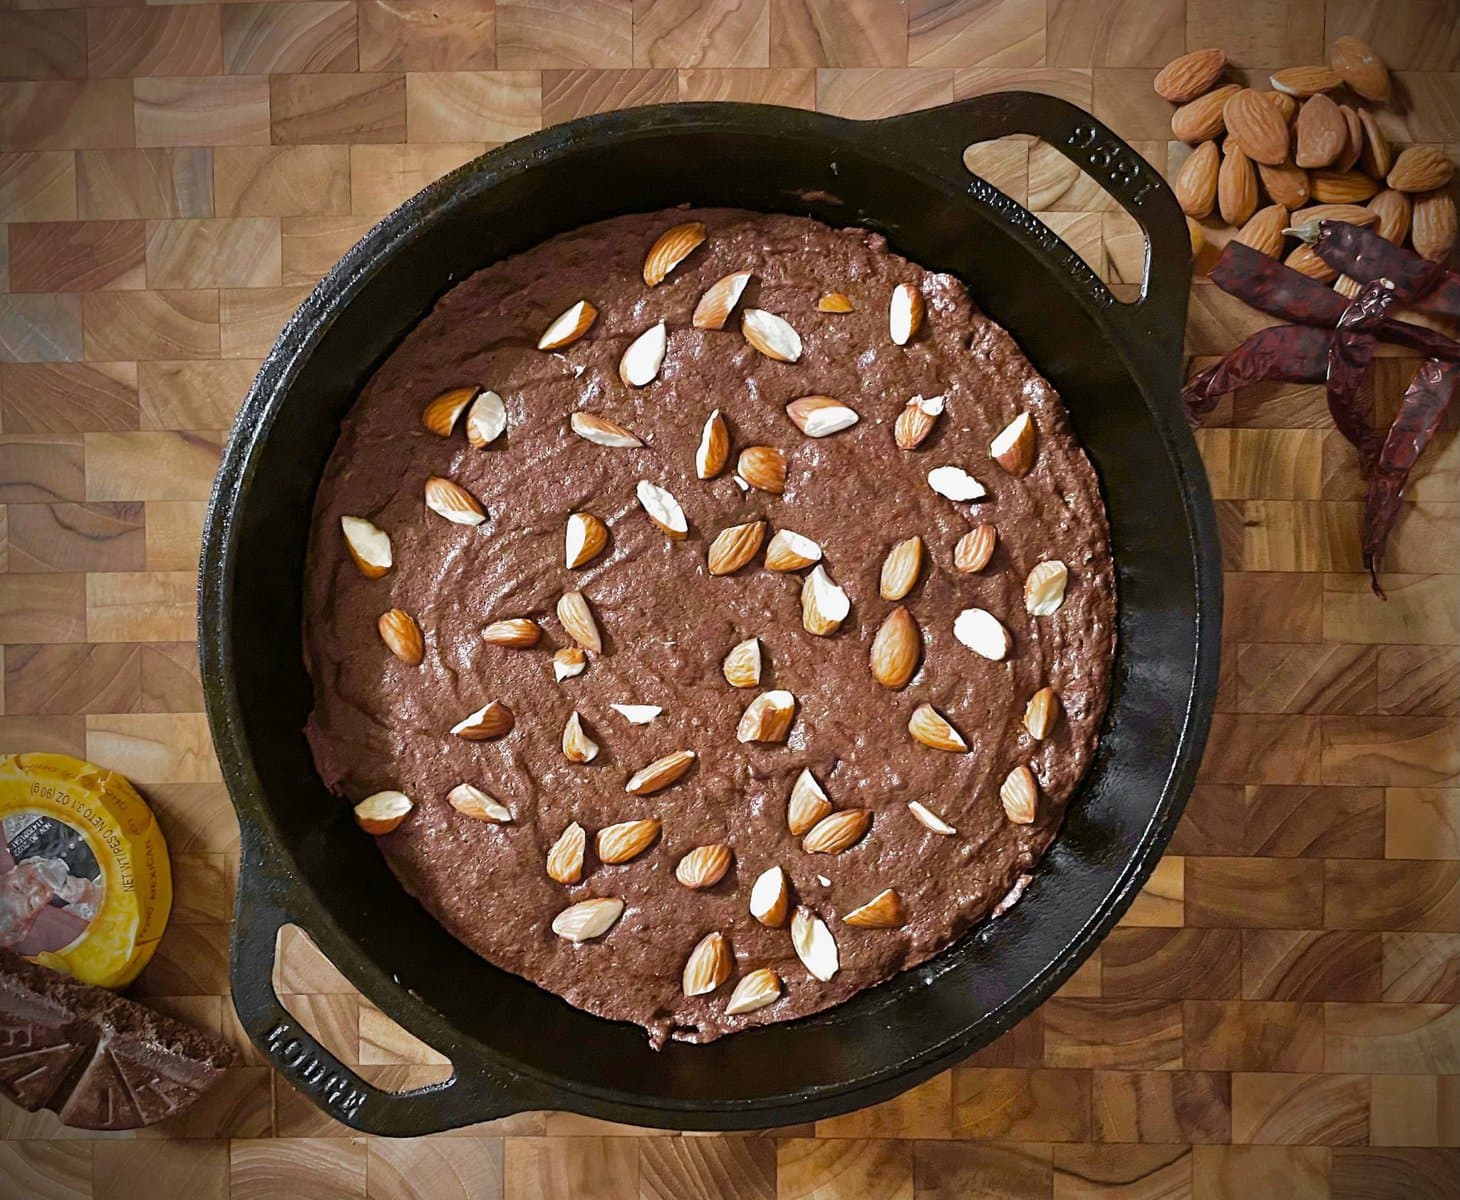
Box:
303;207;1116;1046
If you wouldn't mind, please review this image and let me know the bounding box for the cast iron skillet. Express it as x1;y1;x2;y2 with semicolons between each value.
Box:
200;93;1220;1135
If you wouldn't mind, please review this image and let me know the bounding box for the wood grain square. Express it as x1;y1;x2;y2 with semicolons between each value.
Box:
816;67;954;118
503;1137;639;1200
1323;716;1460;788
348;142;486;214
1051;1144;1192;1200
84;289;219;363
358;1001;450;1066
951;1067;1092;1141
275;992;360;1066
270;74;407;145
282;215;379;283
140;640;204;712
1196;428;1323;500
0;293;83;362
3;642;140;715
962;1009;1044;1068
0;433;83;501
0;10;85;82
637;1137;773;1200
92;1142;228;1200
143;1062;274;1138
1047;0;1184;68
1231;1072;1368;1146
1369;1075;1460;1147
1383;932;1460;1004
222;2;358;74
633;0;770;68
86;568;197;641
1324;0;1459;69
1168;784;1244;856
771;0;907;67
214;145;350;218
170;852;237;924
1242;785;1385;858
906;0;1044;69
0;1142;91;1200
77;148;215;221
1118;853;1185;926
1325;1003;1460;1074
1242;930;1382;1003
912;1141;1053;1200
85;711;218;782
815;1071;951;1139
405;71;540;142
1325;573;1460;647
1185;1001;1324;1073
220;284;312;358
1222;571;1321;644
0;572;85;643
1102;928;1241;999
8;220;147;292
358;0;497;72
1186;857;1323;929
135;77;271;148
85;431;224;501
146;216;282;289
0;151;76;223
1090;1070;1231;1144
87;6;223;79
144;781;239;856
954;66;1092;106
6;501;145;572
677;66;815;105
540;68;675;124
497;0;632;69
1379;648;1460;717
1191;1145;1329;1200
230;1139;364;1200
1044;998;1184;1070
1198;713;1322;786
0;714;86;758
366;1136;506;1200
1386;789;1460;860
1186;0;1324;65
274;925;355;994
0;80;135;151
139;358;255;430
1331;1147;1460;1200
1236;643;1376;717
777;1138;913;1200
1324;860;1460;932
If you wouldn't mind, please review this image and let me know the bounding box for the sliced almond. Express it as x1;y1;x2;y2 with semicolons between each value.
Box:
696;409;729;478
895;393;944;450
750;865;791;926
741;309;802;362
791;907;838;981
803;809;870;854
1023;687;1061;740
465;389;507;448
626;749;696;795
538;299;597;350
801;565;850;636
843;888;905;929
707;519;766;576
676;844;732;890
726;966;782;1015
692;270;751;330
786;395;859;438
908;703;967;752
764;529;821;571
879;535;923;601
450;700;514;740
553;646;587;682
644;221;706;286
378;608;423;665
565;511;608;569
561;711;599;763
354;790;412;835
990;412;1036;476
682;931;731;996
954;523;997;573
889;282;924;345
870;606;920;690
619;321;667;387
424;476;486;527
737;689;796;744
737;445;786;494
422;386;474;437
1025;560;1070;615
636;479;688;538
992;873;1032;918
341;515;392;579
482;618;540;648
597;818;661;864
1000;765;1039;825
557;590;602;654
928;465;986;502
907;800;956;836
954;607;1012;660
551;897;623;942
722;637;762;688
447;782;511;823
817;291;853;313
788;769;833;836
570;411;642;448
546;822;586;884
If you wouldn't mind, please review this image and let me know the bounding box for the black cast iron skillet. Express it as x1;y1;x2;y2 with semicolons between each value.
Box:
200;93;1220;1135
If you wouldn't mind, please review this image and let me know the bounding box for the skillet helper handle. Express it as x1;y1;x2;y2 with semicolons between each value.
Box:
230;861;522;1136
882;92;1191;383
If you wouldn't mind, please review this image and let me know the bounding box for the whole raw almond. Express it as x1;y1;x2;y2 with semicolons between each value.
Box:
1388;146;1454;193
738;445;786;494
1234;203;1289;257
894;393;944;449
707;520;766;576
1264;89;1298;124
643;221;706;286
1367;188;1412;245
565;511;608;569
722;637;762;688
378;608;423;664
421;386;474;436
424;476;486;526
1219;141;1259;226
696;409;730;478
1223;88;1290;165
676;844;732;890
551;897;623;943
764;528;821;571
1287;203;1380;242
725;967;782;1015
954;523;997;573
879;535;923;601
1023;687;1062;740
1330;34;1390;102
803;809;871;855
341;515;392;578
682;932;731;996
1311;168;1378;204
1413;191;1458;263
546;822;586;884
787;770;832;836
693;271;751;330
1336;104;1363;172
1154;47;1226;103
1257;161;1310;209
597;818;661;864
1358;108;1391;179
1295;94;1347;169
1285;243;1339;281
750;865;790;926
354;790;412;835
843;888;905;929
450;700;514;740
736;689;796;743
870;605;920;690
1171;83;1241;144
786;395;859;438
481;617;540;647
1269;64;1343;96
1174;140;1219;218
1000;765;1039;825
626;749;695;796
908;703;966;753
557;590;602;653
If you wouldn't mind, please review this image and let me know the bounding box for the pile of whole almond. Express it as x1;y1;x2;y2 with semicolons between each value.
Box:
1157;35;1457;282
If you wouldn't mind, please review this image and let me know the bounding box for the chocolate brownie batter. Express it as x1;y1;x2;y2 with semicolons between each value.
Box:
303;207;1116;1046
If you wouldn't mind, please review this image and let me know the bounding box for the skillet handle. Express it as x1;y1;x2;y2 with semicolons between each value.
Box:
879;92;1190;385
230;858;530;1136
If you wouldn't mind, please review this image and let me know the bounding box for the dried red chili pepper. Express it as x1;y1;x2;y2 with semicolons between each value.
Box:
1313;221;1460;316
1364;360;1459;596
1327;278;1398;477
1184;324;1332;421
